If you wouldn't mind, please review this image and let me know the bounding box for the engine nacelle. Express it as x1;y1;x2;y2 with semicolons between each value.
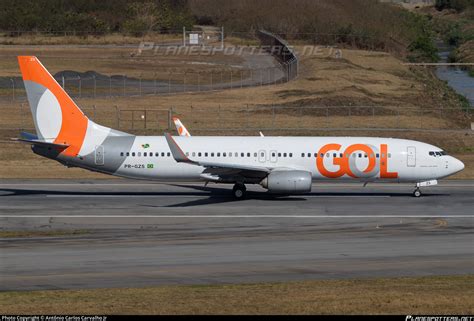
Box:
260;170;312;194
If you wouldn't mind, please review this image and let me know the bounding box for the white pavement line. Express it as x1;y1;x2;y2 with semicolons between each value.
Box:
0;215;472;218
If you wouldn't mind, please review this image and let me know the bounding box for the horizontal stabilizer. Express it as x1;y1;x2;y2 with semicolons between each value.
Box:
12;132;69;149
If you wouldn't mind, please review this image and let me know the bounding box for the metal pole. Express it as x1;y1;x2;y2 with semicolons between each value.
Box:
144;109;147;129
109;75;112;98
168;72;171;94
168;108;173;130
221;26;224;50
154;73;157;95
211;72;213;90
78;76;81;98
115;105;119;128
183;73;186;92
240;71;243;88
123;74;126;96
183;26;186;47
139;74;142;96
10;79;14;101
230;71;233;90
198;72;200;91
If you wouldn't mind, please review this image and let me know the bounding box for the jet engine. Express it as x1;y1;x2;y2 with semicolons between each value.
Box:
260;170;312;194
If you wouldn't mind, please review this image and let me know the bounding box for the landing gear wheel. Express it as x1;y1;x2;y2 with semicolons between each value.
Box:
413;188;422;198
232;184;246;199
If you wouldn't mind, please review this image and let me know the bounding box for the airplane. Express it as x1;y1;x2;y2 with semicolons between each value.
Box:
15;56;465;198
173;117;265;137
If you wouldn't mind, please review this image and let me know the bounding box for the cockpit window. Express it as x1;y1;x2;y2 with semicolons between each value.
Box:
429;151;447;157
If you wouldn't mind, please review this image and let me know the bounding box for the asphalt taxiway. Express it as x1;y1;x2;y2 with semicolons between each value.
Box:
0;180;473;290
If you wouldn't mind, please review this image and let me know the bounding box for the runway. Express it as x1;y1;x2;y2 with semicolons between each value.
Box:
1;179;473;291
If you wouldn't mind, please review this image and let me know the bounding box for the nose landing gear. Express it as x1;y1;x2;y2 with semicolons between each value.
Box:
232;183;246;199
413;187;422;198
413;180;437;197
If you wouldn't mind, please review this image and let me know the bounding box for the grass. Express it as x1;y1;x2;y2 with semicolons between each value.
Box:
0;275;472;314
0;32;183;46
0;230;89;238
0;45;246;79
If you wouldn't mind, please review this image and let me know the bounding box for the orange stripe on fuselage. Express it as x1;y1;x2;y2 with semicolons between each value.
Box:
18;56;88;157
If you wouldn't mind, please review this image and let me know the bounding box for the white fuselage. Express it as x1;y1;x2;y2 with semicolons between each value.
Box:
109;136;464;183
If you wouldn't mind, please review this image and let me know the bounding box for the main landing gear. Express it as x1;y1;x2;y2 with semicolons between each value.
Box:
232;183;246;199
413;187;422;198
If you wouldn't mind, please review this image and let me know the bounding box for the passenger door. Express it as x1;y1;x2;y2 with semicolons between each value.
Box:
407;146;416;167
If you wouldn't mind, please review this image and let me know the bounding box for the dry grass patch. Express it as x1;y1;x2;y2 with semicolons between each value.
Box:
0;275;473;314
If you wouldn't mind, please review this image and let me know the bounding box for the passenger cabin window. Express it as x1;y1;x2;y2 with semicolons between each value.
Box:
120;152;124;157
167;152;170;157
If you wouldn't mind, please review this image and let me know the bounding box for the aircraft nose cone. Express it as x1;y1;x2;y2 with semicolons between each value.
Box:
451;157;465;174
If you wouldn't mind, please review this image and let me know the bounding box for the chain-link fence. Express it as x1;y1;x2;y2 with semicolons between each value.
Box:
257;30;298;81
2;103;471;135
0;66;287;102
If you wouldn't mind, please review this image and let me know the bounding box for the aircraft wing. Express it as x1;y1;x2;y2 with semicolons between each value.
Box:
164;133;270;181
